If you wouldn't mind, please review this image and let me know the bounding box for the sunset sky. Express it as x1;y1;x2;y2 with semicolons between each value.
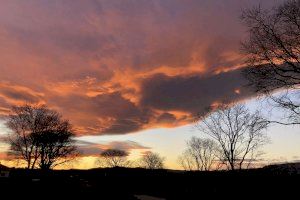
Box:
0;0;299;169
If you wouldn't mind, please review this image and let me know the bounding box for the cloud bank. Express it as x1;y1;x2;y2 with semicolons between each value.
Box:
0;0;283;135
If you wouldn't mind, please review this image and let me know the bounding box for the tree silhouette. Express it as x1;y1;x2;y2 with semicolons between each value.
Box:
179;137;218;171
6;105;77;169
97;149;130;168
242;0;300;125
197;104;269;171
140;152;165;169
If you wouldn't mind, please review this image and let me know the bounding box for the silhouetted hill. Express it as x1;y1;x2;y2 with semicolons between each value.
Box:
0;166;299;199
263;162;300;174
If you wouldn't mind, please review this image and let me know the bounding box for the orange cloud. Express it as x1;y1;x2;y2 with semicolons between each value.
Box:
0;0;273;135
0;82;44;105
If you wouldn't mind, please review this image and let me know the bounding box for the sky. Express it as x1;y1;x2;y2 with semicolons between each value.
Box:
0;0;298;169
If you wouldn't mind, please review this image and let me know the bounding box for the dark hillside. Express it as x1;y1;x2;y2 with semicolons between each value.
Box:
0;165;299;199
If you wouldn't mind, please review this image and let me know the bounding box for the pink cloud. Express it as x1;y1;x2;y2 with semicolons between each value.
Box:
0;0;282;135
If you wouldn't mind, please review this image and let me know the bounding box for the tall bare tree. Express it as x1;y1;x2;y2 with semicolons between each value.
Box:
179;137;218;171
241;0;300;125
97;149;130;168
6;105;77;169
197;104;269;171
140;152;165;169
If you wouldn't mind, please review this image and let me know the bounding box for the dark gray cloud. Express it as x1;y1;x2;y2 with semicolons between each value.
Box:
101;119;144;134
140;69;254;115
157;113;177;124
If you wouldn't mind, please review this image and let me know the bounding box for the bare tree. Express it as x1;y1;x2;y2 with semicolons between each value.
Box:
140;152;165;169
178;152;196;171
6;105;77;169
197;104;269;171
97;149;130;168
241;0;300;125
178;137;218;171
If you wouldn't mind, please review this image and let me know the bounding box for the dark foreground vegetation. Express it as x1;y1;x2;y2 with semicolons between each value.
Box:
1;164;299;200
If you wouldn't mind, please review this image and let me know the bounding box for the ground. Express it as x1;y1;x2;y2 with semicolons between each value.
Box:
0;165;299;199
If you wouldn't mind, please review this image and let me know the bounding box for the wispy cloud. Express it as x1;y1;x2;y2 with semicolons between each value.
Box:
76;140;150;157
